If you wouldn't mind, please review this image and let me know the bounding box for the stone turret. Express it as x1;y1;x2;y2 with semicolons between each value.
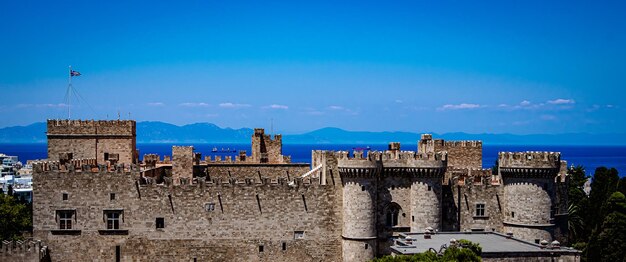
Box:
337;151;381;262
499;152;566;242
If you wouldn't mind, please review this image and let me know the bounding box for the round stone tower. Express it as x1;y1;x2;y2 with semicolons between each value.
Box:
499;152;562;242
409;167;445;232
338;151;381;262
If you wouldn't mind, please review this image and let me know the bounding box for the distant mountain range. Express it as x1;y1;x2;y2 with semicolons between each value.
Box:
0;121;625;145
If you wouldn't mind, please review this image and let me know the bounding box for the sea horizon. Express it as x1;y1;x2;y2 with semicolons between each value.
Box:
2;142;624;177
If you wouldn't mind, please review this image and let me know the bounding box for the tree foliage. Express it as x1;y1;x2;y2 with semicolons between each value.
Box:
0;193;32;240
586;192;626;261
566;166;626;262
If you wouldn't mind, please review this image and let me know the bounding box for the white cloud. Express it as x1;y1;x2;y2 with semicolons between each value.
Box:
547;98;575;105
147;102;164;106
328;105;344;110
520;100;531;106
395;99;403;103
219;102;251;109
438;103;481;111
264;104;289;110
17;103;69;108
179;102;209;107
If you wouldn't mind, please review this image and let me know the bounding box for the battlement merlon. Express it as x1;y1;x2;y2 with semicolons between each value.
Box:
46;119;136;136
498;152;561;169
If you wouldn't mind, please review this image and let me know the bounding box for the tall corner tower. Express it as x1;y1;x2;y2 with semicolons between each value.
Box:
499;151;563;242
337;151;381;262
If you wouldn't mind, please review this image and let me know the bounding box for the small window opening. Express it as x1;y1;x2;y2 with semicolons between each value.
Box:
259;245;264;252
535;239;540;244
386;205;400;227
282;242;287;251
412;216;415;222
156;217;164;229
428;185;432;191
62;193;68;201
104;153;110;161
511;212;515;218
105;211;122;230
365;243;369;249
475;203;485;217
361;186;365;191
58;210;74;229
110;193;116;201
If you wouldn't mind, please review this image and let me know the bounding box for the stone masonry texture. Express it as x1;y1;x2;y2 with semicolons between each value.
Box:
25;124;571;262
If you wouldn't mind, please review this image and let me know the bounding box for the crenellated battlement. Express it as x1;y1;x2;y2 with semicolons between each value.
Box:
498;151;561;169
0;239;49;261
47;119;136;135
443;140;482;148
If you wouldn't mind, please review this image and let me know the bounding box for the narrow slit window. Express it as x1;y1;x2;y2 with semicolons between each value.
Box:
110;193;116;201
259;245;264;252
282;242;287;251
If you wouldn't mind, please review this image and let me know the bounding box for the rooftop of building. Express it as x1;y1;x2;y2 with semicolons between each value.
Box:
391;231;580;256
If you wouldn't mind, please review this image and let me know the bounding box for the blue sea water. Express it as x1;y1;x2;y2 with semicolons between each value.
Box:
1;143;625;177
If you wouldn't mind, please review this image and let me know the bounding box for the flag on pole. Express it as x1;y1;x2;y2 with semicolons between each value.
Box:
70;70;81;77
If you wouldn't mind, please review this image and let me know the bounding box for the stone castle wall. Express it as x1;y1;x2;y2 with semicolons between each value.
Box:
47;120;136;165
33;169;342;261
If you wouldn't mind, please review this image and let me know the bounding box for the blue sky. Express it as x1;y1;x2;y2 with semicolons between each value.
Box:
1;1;625;134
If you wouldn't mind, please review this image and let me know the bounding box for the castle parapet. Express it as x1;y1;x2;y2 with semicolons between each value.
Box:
47;119;136;136
498;152;562;177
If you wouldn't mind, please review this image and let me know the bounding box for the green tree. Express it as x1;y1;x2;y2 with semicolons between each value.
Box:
0;193;32;240
618;177;626;196
566;165;589;243
587;167;619;235
586;192;626;262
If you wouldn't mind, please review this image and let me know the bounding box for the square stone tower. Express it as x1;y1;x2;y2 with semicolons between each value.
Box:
47;119;137;165
250;128;288;163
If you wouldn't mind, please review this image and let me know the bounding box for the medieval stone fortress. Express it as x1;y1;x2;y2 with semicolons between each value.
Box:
5;119;581;261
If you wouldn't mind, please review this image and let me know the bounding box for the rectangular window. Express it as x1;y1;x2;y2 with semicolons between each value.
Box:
282;242;286;251
115;245;121;262
58;210;74;229
156;217;164;229
110;193;116;201
259;245;264;252
475;203;485;217
104;153;109;161
512;212;515;218
427;185;432;191
105;211;122;230
62;193;68;201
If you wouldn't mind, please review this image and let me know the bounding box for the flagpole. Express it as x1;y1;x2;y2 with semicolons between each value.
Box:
68;65;72;119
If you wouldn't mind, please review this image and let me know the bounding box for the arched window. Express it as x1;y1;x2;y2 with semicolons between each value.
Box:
386;203;402;227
